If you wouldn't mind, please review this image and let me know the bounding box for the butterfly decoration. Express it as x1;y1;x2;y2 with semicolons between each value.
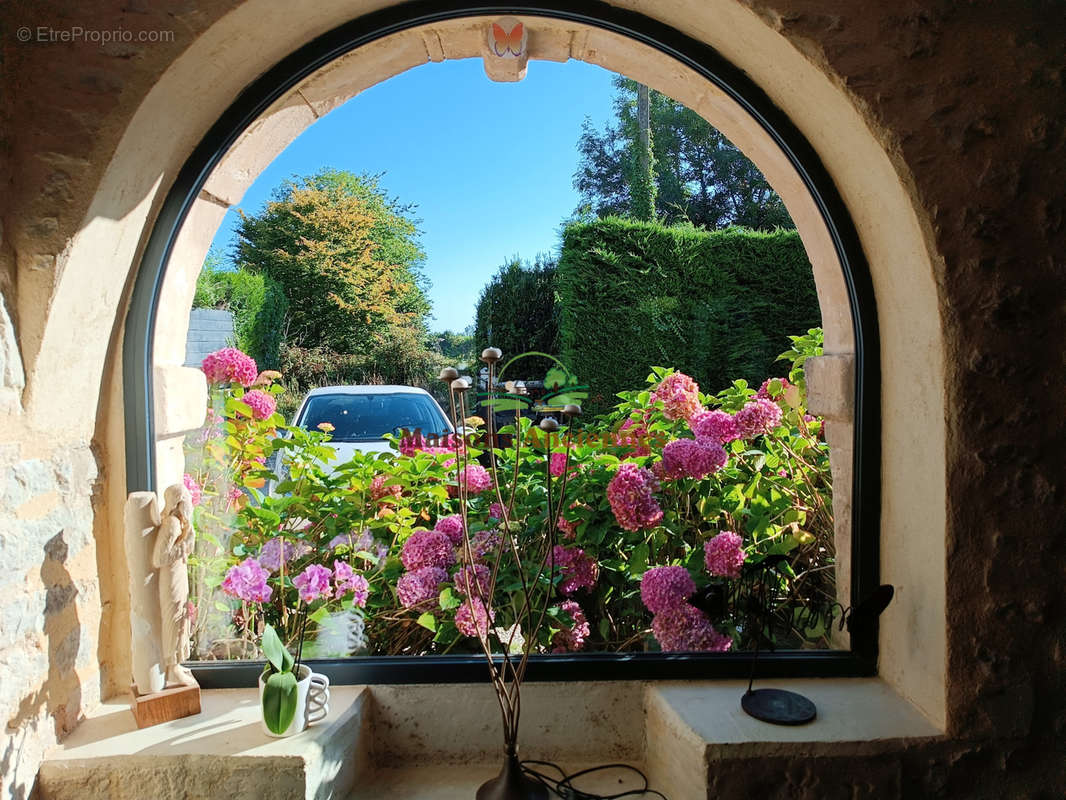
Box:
489;20;526;59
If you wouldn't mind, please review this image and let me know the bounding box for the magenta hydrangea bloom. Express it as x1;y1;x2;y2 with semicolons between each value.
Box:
182;473;202;507
652;604;733;652
488;502;504;520
455;596;494;639
660;438;728;480
734;398;784;439
616;417;651;458
756;377;791;401
458;463;492;494
549;452;569;478
704;531;746;578
201;347;258;387
221;558;272;603
651;372;701;421
471;528;503;560
399;430;464;458
242;389;276;421
689;409;740;445
434;514;465;546
453;563;491;597
332;561;369;606
397;566;447;608
258;537;311;573
640;566;697;614
400;529;456;571
293;564;333;604
607;463;663;531
551;600;590;653
552;545;599;595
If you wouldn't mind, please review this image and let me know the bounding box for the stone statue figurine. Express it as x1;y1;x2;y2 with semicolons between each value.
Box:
151;484;198;688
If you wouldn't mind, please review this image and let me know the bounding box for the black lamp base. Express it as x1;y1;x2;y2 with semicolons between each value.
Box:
741;688;817;725
477;753;548;800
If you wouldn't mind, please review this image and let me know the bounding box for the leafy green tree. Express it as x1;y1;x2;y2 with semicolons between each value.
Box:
474;255;559;376
574;77;794;230
434;328;477;369
235;169;431;354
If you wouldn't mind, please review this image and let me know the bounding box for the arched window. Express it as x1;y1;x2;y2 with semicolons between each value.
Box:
124;2;880;686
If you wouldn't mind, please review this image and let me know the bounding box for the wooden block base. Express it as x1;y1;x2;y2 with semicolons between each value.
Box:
130;683;202;728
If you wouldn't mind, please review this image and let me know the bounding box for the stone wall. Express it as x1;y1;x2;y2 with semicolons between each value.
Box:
0;1;1062;798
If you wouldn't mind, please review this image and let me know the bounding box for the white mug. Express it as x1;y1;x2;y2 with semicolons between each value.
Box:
258;664;330;737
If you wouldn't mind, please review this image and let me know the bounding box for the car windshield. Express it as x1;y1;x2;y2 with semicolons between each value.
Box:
295;391;452;442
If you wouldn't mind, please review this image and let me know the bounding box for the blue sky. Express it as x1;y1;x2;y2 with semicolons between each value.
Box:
208;58;619;332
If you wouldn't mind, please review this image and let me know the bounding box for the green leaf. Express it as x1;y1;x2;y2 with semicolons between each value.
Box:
262;671;299;735
629;543;649;576
439;587;461;611
261;624;285;672
416;613;437;632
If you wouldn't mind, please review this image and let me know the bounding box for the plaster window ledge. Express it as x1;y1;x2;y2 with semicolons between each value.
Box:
37;679;941;800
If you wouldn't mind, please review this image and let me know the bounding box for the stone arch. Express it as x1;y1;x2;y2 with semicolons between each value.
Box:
29;0;945;730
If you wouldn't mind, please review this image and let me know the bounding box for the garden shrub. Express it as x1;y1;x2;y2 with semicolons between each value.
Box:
557;218;819;413
185;330;835;660
194;265;288;370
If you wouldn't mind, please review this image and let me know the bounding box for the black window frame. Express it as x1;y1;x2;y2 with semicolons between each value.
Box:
123;0;880;687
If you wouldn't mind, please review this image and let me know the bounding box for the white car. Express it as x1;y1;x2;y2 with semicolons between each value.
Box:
290;385;454;463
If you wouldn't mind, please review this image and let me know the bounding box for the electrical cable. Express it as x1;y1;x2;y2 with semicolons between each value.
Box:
521;759;668;799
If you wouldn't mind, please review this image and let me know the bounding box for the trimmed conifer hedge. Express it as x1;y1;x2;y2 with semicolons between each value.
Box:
557;219;820;413
193;267;289;370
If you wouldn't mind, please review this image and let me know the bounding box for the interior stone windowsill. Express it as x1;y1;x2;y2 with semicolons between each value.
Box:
37;678;942;800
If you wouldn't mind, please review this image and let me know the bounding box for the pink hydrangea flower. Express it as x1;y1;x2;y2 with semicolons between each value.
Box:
640;566;697;614
332;561;369;606
182;474;202;507
607;463;663;531
756;377;791;401
689;409;740;444
471;529;502;560
293;564;333;603
615;416;651;458
400;529;456;571
651;604;733;652
549;452;569;478
221;558;272;603
370;474;402;502
258;537;311;573
660;438;728;480
201;347;258;387
453;563;491;597
455;596;494;639
734;399;784;439
457;464;492;495
651;372;701;421
704;531;746;578
552;545;599;595
434;515;465;547
397;566;447;608
551;600;590;653
488;502;504;520
242;389;276;421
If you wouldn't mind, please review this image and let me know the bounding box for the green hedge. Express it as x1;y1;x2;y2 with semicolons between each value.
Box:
193;267;288;370
473;255;559;378
558;219;820;413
